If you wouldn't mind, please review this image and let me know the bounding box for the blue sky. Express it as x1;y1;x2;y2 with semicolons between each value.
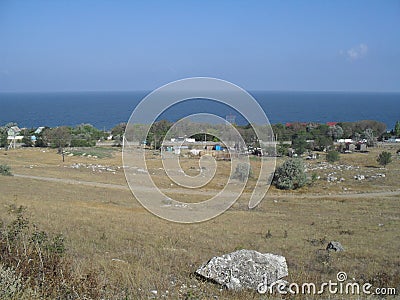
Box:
0;0;399;92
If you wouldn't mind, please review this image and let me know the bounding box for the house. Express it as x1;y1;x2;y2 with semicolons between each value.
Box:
7;126;23;149
337;139;354;143
34;127;45;135
170;137;195;143
326;122;338;127
7;126;21;137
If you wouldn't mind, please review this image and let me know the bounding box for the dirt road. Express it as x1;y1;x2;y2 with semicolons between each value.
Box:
13;173;400;200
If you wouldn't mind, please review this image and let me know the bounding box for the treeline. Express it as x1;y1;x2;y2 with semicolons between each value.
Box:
1;120;399;151
144;119;397;151
0;123;107;149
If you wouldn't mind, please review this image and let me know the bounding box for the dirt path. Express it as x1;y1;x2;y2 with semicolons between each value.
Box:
13;173;400;199
13;173;130;191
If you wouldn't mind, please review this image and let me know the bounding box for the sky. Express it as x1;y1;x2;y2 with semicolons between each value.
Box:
0;0;399;92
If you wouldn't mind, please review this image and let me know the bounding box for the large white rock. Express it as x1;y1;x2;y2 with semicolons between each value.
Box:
195;249;288;291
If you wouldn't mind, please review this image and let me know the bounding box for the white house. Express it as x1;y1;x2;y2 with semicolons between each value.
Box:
337;138;354;143
7;126;23;149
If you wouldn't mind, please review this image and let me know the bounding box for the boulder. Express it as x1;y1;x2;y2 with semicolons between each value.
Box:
326;241;345;252
195;249;288;291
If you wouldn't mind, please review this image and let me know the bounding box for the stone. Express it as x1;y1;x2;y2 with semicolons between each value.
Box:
327;176;337;182
195;249;288;291
326;241;345;252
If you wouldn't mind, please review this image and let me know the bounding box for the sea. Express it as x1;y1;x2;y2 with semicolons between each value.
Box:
0;91;399;130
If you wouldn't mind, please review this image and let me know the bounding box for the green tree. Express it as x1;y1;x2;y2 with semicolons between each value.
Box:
328;125;344;140
277;142;290;156
45;126;71;152
71;124;106;146
314;135;333;151
394;121;400;137
0;122;18;148
0;127;8;148
111;123;127;146
273;158;307;190
377;151;392;167
21;129;34;147
326;150;340;163
147;120;172;149
364;128;377;147
34;128;49;148
291;133;308;155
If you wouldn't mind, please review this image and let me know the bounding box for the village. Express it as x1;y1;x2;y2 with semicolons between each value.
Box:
2;120;400;157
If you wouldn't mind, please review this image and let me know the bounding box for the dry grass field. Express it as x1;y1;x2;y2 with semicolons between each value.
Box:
0;146;399;299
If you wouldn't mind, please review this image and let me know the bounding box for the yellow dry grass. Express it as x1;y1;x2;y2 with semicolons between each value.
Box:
0;146;399;299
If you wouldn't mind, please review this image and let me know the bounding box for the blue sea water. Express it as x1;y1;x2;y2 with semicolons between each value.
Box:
0;91;398;130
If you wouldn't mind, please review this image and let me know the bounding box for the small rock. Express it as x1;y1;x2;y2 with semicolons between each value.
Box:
326;241;345;252
327;176;337;182
354;174;365;180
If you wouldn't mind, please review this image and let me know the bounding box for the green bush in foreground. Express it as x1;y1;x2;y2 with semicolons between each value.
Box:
0;164;12;176
326;150;340;163
273;158;307;190
377;151;392;167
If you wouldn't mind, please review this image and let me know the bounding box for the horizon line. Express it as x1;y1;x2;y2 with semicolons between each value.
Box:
1;89;400;94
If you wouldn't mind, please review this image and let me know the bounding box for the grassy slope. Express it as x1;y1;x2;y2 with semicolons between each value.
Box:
0;146;399;299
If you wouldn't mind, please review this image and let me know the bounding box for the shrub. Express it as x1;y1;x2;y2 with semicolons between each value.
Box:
70;138;96;147
311;172;319;184
0;205;101;299
0;164;12;176
0;264;23;299
326;150;340;163
277;142;290;156
377;151;392;167
232;162;252;182
273;158;307;190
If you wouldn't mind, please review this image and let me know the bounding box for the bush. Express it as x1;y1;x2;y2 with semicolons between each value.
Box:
70;138;96;147
377;151;392;167
273;158;307;190
277;142;290;156
232;162;252;182
0;205;101;299
0;164;12;176
0;264;23;299
326;150;340;163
